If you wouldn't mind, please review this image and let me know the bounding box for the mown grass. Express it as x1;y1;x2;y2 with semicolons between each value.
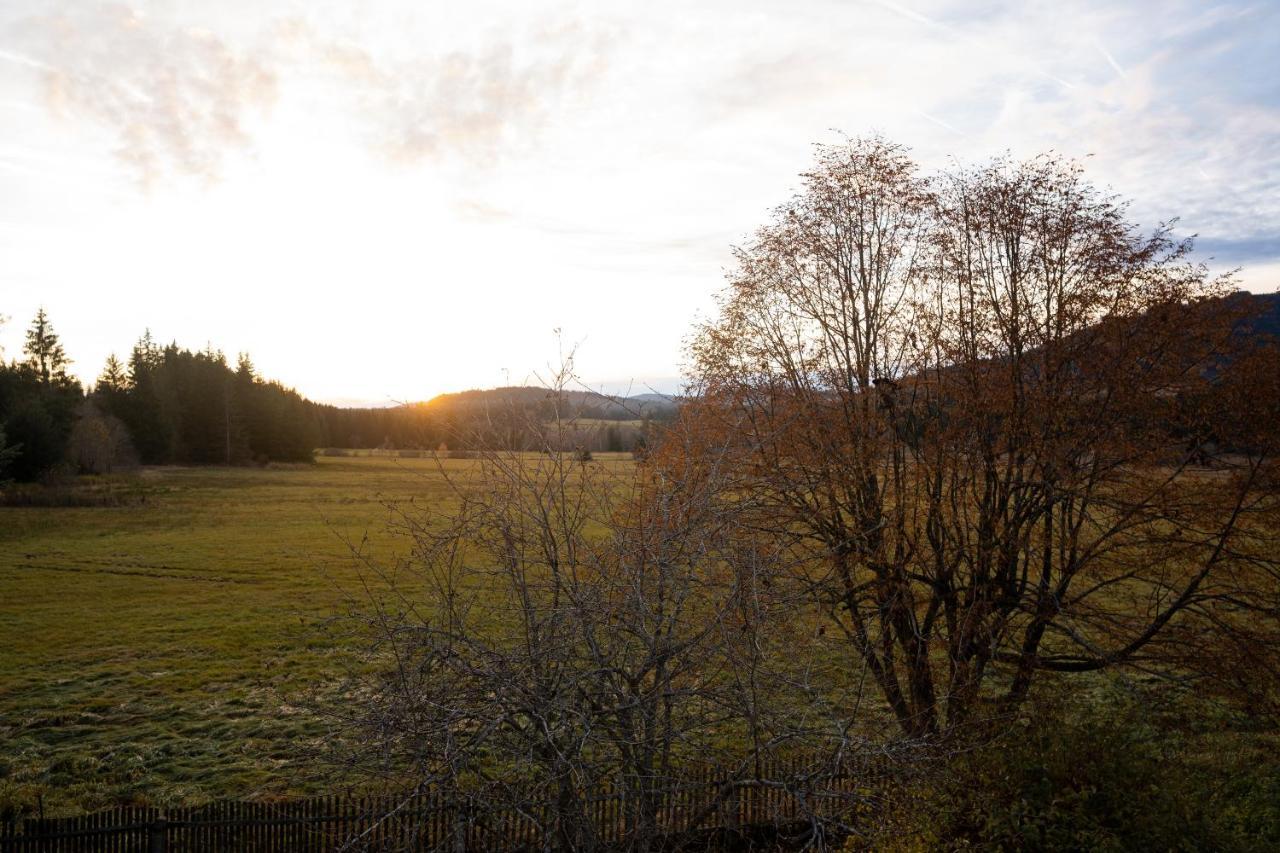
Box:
0;455;636;814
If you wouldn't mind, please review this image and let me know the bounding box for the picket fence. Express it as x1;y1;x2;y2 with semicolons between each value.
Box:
1;756;886;852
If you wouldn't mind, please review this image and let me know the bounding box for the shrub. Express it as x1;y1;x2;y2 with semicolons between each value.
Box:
861;688;1280;852
3;400;66;482
68;404;137;475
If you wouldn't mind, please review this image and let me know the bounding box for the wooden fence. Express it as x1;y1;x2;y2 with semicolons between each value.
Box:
1;757;884;852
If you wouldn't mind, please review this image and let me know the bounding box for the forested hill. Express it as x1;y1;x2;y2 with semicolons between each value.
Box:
316;388;676;454
1229;289;1280;338
424;386;677;419
0;312;678;482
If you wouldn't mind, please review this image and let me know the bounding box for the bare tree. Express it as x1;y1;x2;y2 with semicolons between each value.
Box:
324;359;792;850
689;137;1280;739
320;347;929;850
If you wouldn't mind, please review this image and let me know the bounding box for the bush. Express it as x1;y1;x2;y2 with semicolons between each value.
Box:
861;688;1280;852
68;404;137;475
3;400;67;482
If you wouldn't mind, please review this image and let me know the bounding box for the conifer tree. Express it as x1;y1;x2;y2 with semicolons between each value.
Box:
128;330;160;383
23;308;70;385
97;354;128;394
122;330;171;463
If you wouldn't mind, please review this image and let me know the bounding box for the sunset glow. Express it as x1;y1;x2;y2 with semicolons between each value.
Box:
2;0;1277;403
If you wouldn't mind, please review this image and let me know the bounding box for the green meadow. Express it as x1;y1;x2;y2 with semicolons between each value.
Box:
0;456;633;813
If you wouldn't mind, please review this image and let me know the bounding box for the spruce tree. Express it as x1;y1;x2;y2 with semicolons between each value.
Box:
98;354;128;393
123;330;171;463
24;308;70;385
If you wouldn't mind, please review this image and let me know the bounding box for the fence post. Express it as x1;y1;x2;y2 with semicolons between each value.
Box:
452;803;466;853
149;817;168;853
723;781;739;831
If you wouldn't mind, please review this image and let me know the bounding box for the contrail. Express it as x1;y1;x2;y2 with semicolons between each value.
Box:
1094;41;1126;78
869;0;938;29
119;81;154;104
868;0;1077;92
0;46;151;104
915;109;966;137
0;47;55;72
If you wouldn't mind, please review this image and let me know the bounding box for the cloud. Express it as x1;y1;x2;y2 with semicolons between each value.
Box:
8;5;614;187
695;0;1280;268
374;39;607;166
3;0;1276;286
22;5;276;187
1194;235;1280;266
278;17;615;167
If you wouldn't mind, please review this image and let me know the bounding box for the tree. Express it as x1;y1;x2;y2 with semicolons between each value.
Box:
326;363;880;851
128;330;160;383
689;137;1280;739
0;309;83;481
119;331;171;463
97;354;128;394
2;399;63;481
23;308;70;386
0;423;19;483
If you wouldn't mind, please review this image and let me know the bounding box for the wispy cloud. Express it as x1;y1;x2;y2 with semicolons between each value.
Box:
694;0;1280;274
279;17;615;167
6;5;614;187
16;5;276;187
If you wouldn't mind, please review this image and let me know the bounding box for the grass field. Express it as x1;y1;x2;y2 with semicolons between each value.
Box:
4;453;1276;839
0;456;635;813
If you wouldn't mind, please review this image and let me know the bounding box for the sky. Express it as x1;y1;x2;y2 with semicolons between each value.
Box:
0;0;1277;405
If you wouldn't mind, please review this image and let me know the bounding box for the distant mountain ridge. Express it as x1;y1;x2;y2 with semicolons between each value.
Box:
1228;290;1280;338
422;386;680;420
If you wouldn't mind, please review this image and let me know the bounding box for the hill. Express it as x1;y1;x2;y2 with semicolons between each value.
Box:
423;386;679;420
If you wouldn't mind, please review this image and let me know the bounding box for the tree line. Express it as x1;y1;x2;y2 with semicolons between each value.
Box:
0;314;670;483
0;315;324;480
